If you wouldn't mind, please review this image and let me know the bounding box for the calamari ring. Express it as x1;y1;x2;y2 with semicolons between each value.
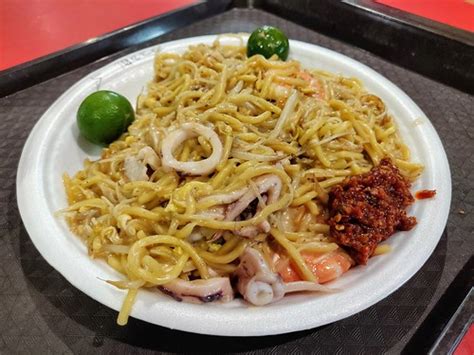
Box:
161;123;223;175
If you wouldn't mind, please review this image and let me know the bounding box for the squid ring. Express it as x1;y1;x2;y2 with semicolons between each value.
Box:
161;123;223;175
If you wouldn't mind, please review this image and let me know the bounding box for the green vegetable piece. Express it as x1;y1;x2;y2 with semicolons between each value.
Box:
247;26;290;60
77;90;135;145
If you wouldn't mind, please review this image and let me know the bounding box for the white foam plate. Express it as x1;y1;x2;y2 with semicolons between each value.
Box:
17;35;451;336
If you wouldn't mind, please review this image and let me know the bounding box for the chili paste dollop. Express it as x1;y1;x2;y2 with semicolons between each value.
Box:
328;158;417;264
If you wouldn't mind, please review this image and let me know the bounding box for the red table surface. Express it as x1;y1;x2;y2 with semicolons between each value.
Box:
454;323;474;355
0;0;196;71
375;0;474;32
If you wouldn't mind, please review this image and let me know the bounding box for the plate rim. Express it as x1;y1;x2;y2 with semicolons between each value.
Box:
16;34;452;336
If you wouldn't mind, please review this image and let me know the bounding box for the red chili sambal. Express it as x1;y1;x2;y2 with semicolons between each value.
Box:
416;189;436;199
328;158;417;265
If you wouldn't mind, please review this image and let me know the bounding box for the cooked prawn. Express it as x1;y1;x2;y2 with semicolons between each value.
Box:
298;70;324;99
275;249;354;283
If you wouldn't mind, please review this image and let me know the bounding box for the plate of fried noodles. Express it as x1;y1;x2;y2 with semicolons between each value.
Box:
17;33;451;335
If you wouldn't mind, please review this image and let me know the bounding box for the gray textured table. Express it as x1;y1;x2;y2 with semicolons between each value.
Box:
1;8;473;354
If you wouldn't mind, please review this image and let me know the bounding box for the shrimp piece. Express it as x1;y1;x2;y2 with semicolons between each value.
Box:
298;70;324;99
269;84;291;101
275;249;354;284
235;248;334;306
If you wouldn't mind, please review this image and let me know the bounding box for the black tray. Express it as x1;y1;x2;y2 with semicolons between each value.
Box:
1;1;473;353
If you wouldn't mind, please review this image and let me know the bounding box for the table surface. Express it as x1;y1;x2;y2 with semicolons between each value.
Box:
0;0;196;71
1;8;473;354
374;0;474;33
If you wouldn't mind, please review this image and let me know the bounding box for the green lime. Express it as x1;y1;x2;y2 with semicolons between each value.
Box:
77;90;135;145
247;26;290;60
